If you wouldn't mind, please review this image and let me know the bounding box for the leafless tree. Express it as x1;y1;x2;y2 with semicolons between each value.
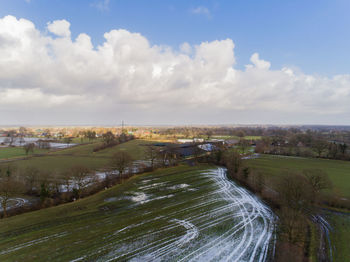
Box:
224;150;242;178
238;139;250;154
23;143;35;155
23;166;40;194
0;166;23;217
70;165;91;198
109;151;133;177
277;172;314;212
205;130;213;140
312;139;328;157
61;170;72;194
145;145;159;169
102;131;116;145
302;169;332;194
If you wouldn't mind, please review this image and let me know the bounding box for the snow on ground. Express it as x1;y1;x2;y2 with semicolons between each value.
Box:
90;168;276;261
0;197;29;211
0;167;276;261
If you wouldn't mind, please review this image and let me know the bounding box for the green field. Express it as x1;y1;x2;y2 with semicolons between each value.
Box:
245;154;350;198
0;164;276;261
0;147;49;160
0;139;151;174
52;139;150;159
328;211;350;261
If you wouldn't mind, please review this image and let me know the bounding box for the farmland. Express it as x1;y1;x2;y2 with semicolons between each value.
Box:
245;154;350;198
0;165;275;262
327;211;350;261
0;139;151;173
245;154;350;261
0;147;49;160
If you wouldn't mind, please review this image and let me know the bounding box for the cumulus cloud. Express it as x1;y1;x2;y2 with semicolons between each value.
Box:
0;15;350;125
47;19;71;37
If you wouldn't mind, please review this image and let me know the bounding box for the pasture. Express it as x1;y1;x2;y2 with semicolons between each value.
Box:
245;154;350;198
0;165;275;262
0;147;49;160
328;211;350;261
0;139;151;173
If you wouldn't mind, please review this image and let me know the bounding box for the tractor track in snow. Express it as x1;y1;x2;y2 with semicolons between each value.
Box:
85;167;276;262
0;167;275;262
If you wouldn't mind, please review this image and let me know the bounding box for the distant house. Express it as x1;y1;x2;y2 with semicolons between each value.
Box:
225;139;239;147
174;143;199;157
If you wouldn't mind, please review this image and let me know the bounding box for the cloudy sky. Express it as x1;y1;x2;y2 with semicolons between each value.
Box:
0;0;350;126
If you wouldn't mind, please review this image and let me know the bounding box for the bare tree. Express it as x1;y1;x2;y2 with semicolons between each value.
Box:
277;172;314;212
51;171;63;195
70;165;91;198
205;130;213;140
23;166;40;194
145;145;158;169
37;172;51;203
61;170;72;194
238;139;250;154
84;130;96;141
302;169;332;194
278;206;307;244
6;130;17;146
0;166;23;217
312;139;328;157
23;143;35;155
102;131;116;145
109;151;133;178
224;150;242;178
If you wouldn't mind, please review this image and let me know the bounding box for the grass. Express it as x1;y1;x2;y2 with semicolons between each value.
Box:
94;139;151;160
327;211;350;261
0;139;155;174
0;164;222;261
6;155;109;173
0;147;49;160
245;154;350;198
51;142;103;156
52;139;151;159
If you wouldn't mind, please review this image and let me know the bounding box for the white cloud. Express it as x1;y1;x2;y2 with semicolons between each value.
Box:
190;6;211;18
180;42;192;54
47;19;71;38
0;15;350;125
247;53;271;70
91;0;110;12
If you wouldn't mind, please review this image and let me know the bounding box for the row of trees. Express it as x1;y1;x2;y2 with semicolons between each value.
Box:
206;146;333;261
255;135;349;160
93;132;134;152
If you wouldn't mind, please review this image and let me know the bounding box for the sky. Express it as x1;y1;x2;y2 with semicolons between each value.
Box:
0;0;350;126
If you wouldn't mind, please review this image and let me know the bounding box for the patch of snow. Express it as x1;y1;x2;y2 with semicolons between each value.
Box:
168;183;190;190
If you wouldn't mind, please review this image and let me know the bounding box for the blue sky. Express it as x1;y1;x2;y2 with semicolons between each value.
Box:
1;0;349;76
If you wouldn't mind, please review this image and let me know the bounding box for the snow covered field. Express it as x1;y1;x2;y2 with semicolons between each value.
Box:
91;168;276;262
0;166;276;262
